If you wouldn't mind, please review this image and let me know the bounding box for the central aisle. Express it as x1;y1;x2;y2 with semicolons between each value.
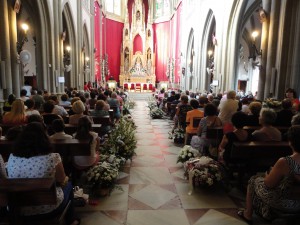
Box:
78;93;249;225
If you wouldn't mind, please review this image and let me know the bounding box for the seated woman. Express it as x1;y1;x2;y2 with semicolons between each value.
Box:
6;122;79;225
97;93;110;111
275;98;294;127
191;103;222;154
107;92;121;120
2;99;27;125
185;99;204;145
73;117;100;170
244;101;262;126
218;111;249;164
252;108;281;142
238;125;300;223
50;119;73;140
3;94;16;112
90;100;111;135
25;99;40;116
69;100;86;125
176;95;193;130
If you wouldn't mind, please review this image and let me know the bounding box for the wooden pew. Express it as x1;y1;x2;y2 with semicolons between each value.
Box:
230;141;292;172
91;116;111;126
64;124;101;135
0;139;90;161
0;177;70;225
243;126;289;138
206;126;290;141
206;126;223;140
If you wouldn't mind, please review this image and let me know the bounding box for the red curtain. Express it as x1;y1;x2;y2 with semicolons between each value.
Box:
153;21;170;82
133;34;143;53
105;19;124;82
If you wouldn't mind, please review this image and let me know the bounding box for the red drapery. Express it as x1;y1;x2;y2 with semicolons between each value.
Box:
133;34;143;53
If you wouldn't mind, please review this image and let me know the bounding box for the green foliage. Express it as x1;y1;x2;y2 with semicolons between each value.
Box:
101;117;137;161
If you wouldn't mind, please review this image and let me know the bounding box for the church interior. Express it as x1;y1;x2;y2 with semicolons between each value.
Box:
1;0;300;225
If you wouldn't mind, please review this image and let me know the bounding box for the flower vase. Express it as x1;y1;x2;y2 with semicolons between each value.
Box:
92;186;111;197
174;137;184;144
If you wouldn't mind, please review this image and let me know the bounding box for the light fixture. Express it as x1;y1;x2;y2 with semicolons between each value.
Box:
63;45;71;71
249;31;262;61
17;23;29;54
21;23;29;33
85;57;90;62
207;50;214;68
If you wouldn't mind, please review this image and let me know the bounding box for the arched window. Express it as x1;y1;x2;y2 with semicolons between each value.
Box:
155;0;170;18
105;0;121;15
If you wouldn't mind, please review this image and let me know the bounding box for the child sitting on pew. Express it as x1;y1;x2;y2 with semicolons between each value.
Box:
50;119;73;140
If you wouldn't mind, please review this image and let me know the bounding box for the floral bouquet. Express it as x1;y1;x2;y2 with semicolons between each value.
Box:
149;107;164;119
123;99;136;115
86;161;119;192
263;98;282;111
122;114;137;129
98;154;126;170
169;128;185;143
184;156;223;187
101;117;137;160
177;145;201;164
147;97;158;110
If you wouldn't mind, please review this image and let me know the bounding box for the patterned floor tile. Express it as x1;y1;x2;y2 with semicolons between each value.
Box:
127;209;190;225
129;184;177;209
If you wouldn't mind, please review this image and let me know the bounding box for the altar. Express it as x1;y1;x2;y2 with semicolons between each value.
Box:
119;0;156;90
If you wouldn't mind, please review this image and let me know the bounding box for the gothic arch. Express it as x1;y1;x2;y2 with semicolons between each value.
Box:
62;2;77;88
199;9;216;92
184;28;194;90
17;0;52;91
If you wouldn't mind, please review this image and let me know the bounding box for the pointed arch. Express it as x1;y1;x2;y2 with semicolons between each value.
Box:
184;28;194;90
133;34;143;53
62;2;77;88
199;9;216;92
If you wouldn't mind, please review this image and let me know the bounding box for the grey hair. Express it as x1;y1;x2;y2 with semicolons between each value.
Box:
292;114;300;125
260;108;277;125
227;90;236;99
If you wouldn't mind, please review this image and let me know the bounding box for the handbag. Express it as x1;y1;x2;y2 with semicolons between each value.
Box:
208;145;218;158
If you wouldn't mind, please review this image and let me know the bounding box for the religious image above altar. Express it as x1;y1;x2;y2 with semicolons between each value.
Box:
119;0;156;91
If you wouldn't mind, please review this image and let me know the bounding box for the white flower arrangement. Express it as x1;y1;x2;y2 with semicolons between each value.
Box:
184;156;223;187
177;145;201;164
169;128;185;143
149;107;164;119
86;161;119;189
101;117;137;160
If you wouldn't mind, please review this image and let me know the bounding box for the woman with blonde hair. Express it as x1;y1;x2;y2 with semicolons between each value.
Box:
2;99;27;125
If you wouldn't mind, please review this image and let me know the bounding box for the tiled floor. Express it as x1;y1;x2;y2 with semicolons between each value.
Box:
77;93;276;225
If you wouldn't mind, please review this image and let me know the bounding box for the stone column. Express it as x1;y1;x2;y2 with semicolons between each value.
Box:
8;3;20;97
0;0;13;97
77;1;83;90
264;0;280;98
257;0;271;101
290;0;300;92
53;2;63;94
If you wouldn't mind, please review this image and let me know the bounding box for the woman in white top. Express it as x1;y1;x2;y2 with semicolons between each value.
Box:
73;116;100;169
6;122;79;225
24;99;40;116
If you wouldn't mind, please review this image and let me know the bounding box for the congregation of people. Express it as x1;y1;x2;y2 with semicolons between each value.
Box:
0;84;128;225
157;87;300;224
1;84;300;224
